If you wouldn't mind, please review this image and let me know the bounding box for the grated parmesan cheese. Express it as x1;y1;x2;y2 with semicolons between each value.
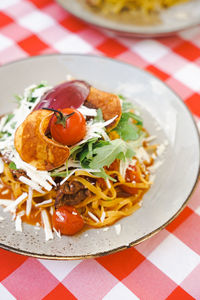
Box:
60;168;100;185
100;210;106;223
53;227;61;239
103;227;109;232
4;192;27;213
156;144;166;157
49;206;54;216
17;210;25;218
15;215;22;232
26;187;33;216
34;226;40;230
115;224;121;235
0;158;4;174
78;105;97;117
105;179;111;189
19;176;44;194
136;147;150;163
41;209;53;241
1;189;9;195
148;161;163;173
35;199;53;207
145;135;157;143
88;211;99;223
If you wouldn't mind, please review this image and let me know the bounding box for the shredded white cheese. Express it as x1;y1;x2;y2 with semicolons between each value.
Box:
15;216;22;232
1;189;9;195
105;179;111;189
148;161;163;173
103;227;109;232
35;199;53;207
17;210;25;218
72;115;118;148
19;176;44;194
115;224;121;235
88;211;99;223
26;187;32;216
100;211;106;223
144;135;157;143
60;168;81;185
34;226;40;230
53;227;61;239
0;158;4;174
156;144;166;157
41;209;53;241
78;105;97;117
49;206;54;216
4;192;27;213
119;158;132;179
136;147;150;163
60;168;100;185
0;216;4;222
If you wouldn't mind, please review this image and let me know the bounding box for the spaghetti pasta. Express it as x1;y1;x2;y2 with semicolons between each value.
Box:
86;0;190;14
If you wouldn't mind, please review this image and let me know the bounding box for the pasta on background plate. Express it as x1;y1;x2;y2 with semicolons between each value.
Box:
86;0;190;14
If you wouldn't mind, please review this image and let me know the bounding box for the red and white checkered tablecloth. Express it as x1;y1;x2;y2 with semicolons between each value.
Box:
0;0;200;299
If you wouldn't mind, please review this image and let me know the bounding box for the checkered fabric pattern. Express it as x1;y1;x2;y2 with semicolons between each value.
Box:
0;0;200;299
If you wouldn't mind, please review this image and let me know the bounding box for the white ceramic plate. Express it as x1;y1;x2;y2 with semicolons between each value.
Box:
0;54;199;259
57;0;200;37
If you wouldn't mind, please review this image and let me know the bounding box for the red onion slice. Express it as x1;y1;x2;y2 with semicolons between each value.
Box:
34;80;90;111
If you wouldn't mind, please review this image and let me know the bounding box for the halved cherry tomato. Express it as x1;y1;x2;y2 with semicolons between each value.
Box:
52;205;84;235
50;108;86;146
121;165;140;195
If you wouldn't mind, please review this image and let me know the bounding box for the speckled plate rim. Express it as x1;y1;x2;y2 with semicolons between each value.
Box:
56;0;200;37
0;54;199;260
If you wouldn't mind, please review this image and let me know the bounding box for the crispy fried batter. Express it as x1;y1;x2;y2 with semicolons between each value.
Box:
87;87;121;130
14;110;70;171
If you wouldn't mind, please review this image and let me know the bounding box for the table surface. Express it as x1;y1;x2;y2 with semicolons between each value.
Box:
0;1;200;299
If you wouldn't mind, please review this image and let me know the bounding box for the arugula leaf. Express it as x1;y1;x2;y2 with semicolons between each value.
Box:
37;83;46;89
11;122;17;129
122;101;133;112
27;83;46;103
95;168;116;182
51;170;70;178
9;162;17;170
79;139;110;169
5;113;14;125
116;122;139;141
94;108;104;123
118;94;126;100
70;137;99;160
14;94;23;104
89;139;135;169
0;131;11;139
114;112;143;141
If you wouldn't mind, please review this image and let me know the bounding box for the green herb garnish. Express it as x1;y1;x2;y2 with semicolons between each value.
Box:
9;162;17;170
113;112;142;141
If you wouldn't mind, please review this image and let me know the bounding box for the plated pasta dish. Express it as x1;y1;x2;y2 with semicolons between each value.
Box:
86;0;190;14
0;80;166;240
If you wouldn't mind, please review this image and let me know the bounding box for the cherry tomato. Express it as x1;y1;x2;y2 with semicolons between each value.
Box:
52;205;84;235
121;165;141;195
50;108;86;146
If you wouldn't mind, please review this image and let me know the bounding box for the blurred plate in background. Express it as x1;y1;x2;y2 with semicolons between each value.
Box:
57;0;200;37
